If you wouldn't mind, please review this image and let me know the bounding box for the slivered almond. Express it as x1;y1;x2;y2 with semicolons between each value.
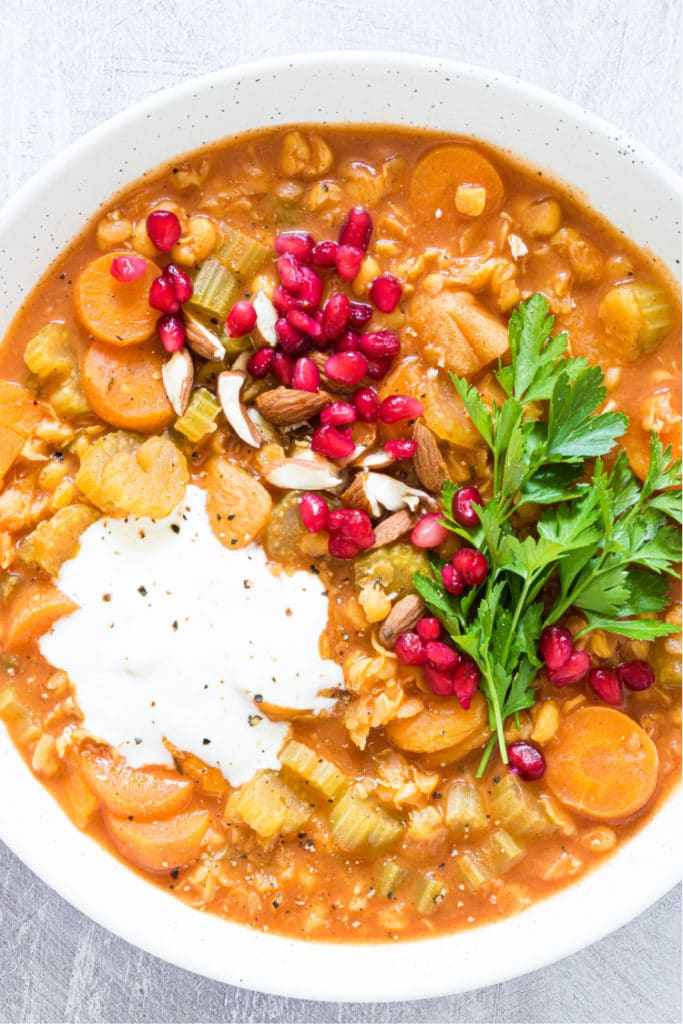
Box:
255;387;332;426
341;474;373;515
371;510;415;548
378;594;425;647
217;371;262;448
413;422;447;493
162;348;194;416
185;313;226;361
310;352;356;395
264;456;342;490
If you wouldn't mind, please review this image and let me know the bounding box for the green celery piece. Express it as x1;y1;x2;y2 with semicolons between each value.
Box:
189;259;240;319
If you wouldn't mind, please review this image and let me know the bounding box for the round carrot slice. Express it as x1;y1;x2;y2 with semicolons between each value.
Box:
545;706;659;821
75;251;160;346
81;340;174;432
80;750;192;821
410;145;504;226
104;809;210;873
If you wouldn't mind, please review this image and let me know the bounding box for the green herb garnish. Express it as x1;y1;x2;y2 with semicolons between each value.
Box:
414;293;682;776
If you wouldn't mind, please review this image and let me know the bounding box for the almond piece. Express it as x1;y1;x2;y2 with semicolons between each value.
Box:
413;422;447;493
252;290;278;347
185;313;226;361
371;510;415;548
341;474;373;515
217;371;262;448
162;348;194;416
378;594;425;647
255;387;332;426
264;456;342;490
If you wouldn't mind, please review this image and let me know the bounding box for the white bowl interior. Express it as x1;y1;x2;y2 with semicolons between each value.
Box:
0;52;680;1001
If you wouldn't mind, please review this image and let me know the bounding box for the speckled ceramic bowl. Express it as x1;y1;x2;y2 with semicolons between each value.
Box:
0;52;680;1002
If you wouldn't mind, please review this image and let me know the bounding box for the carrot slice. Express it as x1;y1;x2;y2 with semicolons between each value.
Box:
410;145;504;226
75;251;160;346
545;706;659;821
0;381;46;481
386;693;489;755
81;340;174;432
104;809;210;873
4;581;78;649
80;750;193;821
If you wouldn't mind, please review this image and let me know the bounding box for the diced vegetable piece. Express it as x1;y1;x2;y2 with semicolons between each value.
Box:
188;258;240;319
410;145;504;226
545;706;659;821
75;252;160;346
599;281;675;356
76;430;188;518
415;874;447;914
279;739;346;799
0;685;26;721
66;768;99;829
264;492;309;562
386;693;489;756
329;783;402;851
204;455;272;549
488;828;526;873
652;605;682;687
4;582;77;649
354;543;429;599
0;381;45;481
215;225;270;278
104;808;210;872
80;749;193;821
422;375;482;447
411;290;509;377
376;859;410;897
174;388;221;443
0;424;27;483
24;323;91;419
81;340;174;432
18;504;99;576
444;779;488;835
226;769;311;839
488;774;553;838
456;850;491;892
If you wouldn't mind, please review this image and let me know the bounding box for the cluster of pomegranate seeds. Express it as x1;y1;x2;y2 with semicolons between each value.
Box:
146;210;182;252
327;508;375;559
451;486;484;527
395;617;481;710
149;263;193;321
226;299;257;337
110;254;147;283
298;492;329;533
538;626;655;703
507;741;546;781
411;513;449;549
440;547;489;595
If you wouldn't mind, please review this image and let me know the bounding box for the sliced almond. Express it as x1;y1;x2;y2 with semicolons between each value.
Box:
413;422;447;493
363;472;434;517
341;474;373;515
247;407;280;443
508;233;529;259
371;509;415;548
255;387;332;426
378;594;425;647
162;348;194;416
352;449;394;470
185;313;226;361
252;289;278;347
264;456;342;490
217;370;262;448
231;349;251;373
310;352;356;395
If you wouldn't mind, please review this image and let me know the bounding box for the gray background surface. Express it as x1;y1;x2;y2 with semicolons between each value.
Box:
1;0;681;1021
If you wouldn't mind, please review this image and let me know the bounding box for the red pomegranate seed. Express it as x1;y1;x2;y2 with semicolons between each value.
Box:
366;358;393;381
452;486;484;527
347;302;372;329
538;625;574;671
335;245;364;281
287;309;323;342
321;293;351;340
110;254;147;283
291;356;320;393
451;655;481;710
156;313;185;353
271;351;294;386
165;263;193;303
325;351;368;387
424;664;455;696
328;533;361;559
146;210;181;252
328;508;374;548
359;329;401;360
425;641;459;673
617;660;655;691
277;253;304;294
275;231;315;264
547;650;591;687
354;387;379;422
441;564;464;596
276;318;310;356
370;273;402;313
321;401;357;427
149;275;180;314
411;513;449;549
334;331;361;353
273;285;302;315
297;267;324;311
339;206;373;250
227;300;257;337
247;347;273;378
416;617;441;642
311;424;356;460
395;632;427;666
384;439;417;460
298;492;329;532
311;240;338;267
378;395;424;423
588;668;622;705
451;548;488;586
508;741;546;781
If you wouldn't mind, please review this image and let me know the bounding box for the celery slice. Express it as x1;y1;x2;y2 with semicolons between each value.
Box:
279;739;346;799
488;828;526;873
24;323;91;419
376;859;410;897
215;226;270;279
329;784;402;852
444;780;487;835
189;259;240;319
488;775;553;838
415;874;447;914
174;388;220;443
629;282;676;351
456;851;491;892
226;769;310;840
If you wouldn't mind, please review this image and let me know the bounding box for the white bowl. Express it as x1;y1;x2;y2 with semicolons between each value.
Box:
0;52;680;1002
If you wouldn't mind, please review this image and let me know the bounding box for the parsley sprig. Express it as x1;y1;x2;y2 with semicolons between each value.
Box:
414;294;682;776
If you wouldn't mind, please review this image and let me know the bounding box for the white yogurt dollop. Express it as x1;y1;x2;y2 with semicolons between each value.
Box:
41;485;340;786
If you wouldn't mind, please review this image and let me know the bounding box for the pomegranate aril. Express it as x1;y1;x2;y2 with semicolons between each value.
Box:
149;275;180;314
291;357;320;393
354;387;379;422
588;668;623;706
321;401;357;427
538;625;574;671
297;267;324;311
328;533;361;560
441;564;464;596
110;254;147;283
325;351;368;387
276;318;310;356
416;617;441;642
335;245;364;281
321;293;351;340
451;548;488;586
547;650;591;687
327;508;374;548
451;655;481;710
334;331;361;353
366;358;392;381
378;395;424;423
395;632;427;666
275;231;315;264
298;492;329;532
311;424;356;460
146;210;181;252
247;347;273;378
157;313;185;353
273;285;301;315
271;351;294;387
339;206;373;250
425;641;459;673
348;302;373;328
370;273;402;313
312;240;338;267
424;664;455;696
385;439;417;460
508;741;546;781
617;660;655;691
452;486;484;527
227;300;257;337
277;253;304;293
287;309;323;342
165;263;193;303
411;513;449;549
359;329;401;360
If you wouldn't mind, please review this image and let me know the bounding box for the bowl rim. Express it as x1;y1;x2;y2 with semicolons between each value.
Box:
0;50;680;1003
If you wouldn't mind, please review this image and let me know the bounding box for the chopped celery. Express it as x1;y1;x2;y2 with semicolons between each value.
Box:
174;388;220;443
376;859;410;897
18;504;99;576
456;851;491;892
488;775;553;838
415;874;447;914
329;784;402;852
226;769;311;840
215;225;270;279
188;258;240;319
488;828;526;873
628;282;676;351
24;323;91;419
444;780;488;835
354;543;429;598
279;739;346;799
